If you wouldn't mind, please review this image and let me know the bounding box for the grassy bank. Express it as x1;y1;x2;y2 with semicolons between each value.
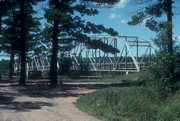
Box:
62;71;151;83
76;87;180;121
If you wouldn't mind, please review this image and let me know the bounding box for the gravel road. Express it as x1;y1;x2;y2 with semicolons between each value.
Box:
0;82;106;121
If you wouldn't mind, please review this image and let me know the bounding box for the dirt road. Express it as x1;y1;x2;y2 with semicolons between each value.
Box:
0;82;108;121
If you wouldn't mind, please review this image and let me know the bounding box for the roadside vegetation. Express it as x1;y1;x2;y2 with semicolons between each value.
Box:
76;1;180;120
60;71;151;83
12;71;149;95
76;86;180;121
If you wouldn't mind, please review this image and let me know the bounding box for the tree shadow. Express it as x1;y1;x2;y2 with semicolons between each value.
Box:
3;80;143;102
0;100;54;112
29;81;143;99
27;82;109;98
63;81;143;91
0;84;9;88
0;83;54;112
0;80;14;83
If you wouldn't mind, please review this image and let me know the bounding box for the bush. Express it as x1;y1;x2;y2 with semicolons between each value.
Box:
29;71;42;79
79;60;89;75
150;51;180;96
0;59;9;76
59;57;72;75
69;70;80;79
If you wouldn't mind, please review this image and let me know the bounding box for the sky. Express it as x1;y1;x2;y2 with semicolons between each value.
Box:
83;0;180;43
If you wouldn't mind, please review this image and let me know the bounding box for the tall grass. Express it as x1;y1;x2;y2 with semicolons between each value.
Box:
76;87;180;121
62;71;152;83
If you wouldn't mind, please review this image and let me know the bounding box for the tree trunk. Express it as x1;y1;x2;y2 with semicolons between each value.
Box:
18;54;21;76
19;0;26;86
50;20;59;88
167;0;175;82
9;49;14;80
0;13;2;34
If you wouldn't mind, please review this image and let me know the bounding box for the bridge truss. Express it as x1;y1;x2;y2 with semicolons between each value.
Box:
14;35;155;73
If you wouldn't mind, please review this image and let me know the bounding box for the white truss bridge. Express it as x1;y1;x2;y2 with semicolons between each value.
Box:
14;35;155;73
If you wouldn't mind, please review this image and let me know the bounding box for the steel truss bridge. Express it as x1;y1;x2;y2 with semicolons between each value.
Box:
14;35;155;73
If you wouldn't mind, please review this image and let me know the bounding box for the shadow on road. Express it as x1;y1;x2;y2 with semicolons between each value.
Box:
0;99;54;112
28;81;143;99
0;81;143;111
0;83;54;112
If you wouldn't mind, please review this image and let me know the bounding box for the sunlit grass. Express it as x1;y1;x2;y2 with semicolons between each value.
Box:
61;71;151;83
76;87;180;121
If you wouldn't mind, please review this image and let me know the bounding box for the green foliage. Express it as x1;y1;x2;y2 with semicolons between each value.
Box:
87;39;119;54
149;50;180;96
0;59;9;75
76;87;180;121
45;0;119;53
156;90;180;121
83;0;120;4
28;71;42;79
129;0;178;96
128;0;173;32
1;1;42;52
79;60;89;75
174;52;180;83
153;31;168;51
1;11;21;54
62;71;151;83
59;57;72;75
128;12;147;25
157;102;180;121
45;9;71;24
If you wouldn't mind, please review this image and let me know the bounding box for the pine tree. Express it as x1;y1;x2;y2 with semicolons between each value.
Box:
0;0;43;85
0;0;18;34
1;11;21;80
128;0;178;94
19;0;45;85
45;0;119;88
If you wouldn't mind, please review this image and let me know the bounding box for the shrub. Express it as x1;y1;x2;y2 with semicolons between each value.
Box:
79;60;89;75
29;71;42;79
59;57;72;75
150;51;180;96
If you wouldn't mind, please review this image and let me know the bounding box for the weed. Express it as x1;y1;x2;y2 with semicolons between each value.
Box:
76;87;180;121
